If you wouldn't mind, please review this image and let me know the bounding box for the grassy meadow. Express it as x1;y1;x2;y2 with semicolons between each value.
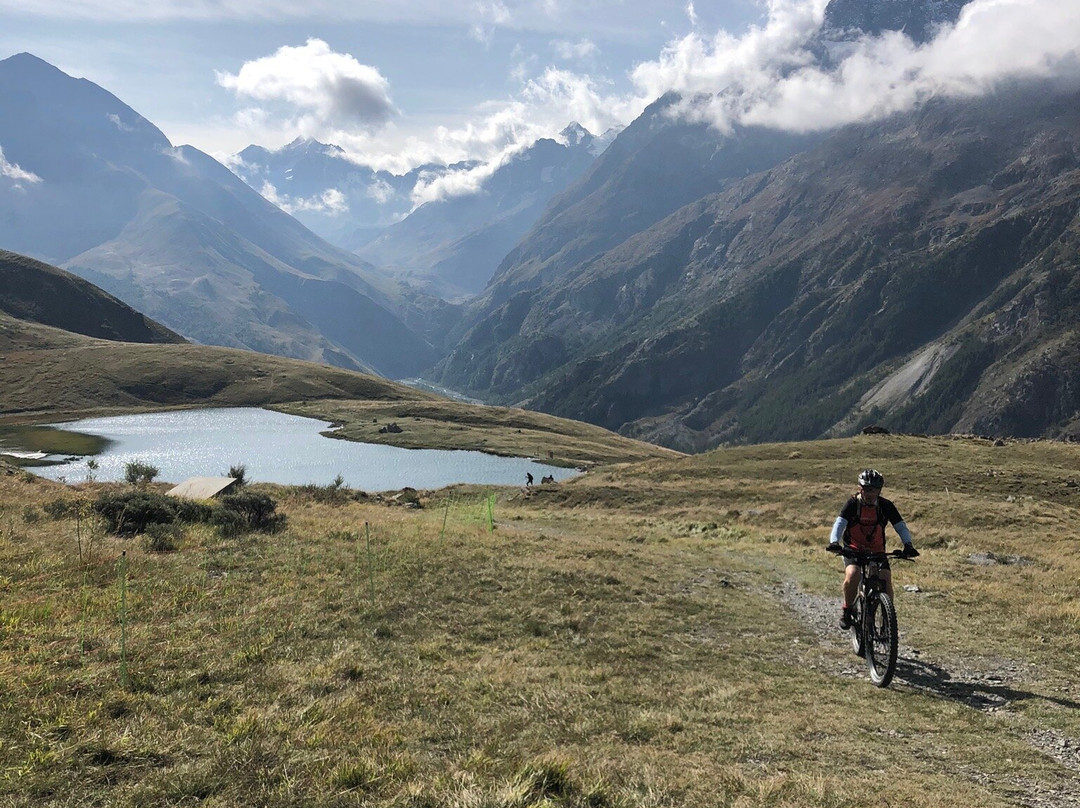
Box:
0;434;1078;807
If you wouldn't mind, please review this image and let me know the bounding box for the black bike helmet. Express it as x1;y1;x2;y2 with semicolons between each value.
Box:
858;468;884;489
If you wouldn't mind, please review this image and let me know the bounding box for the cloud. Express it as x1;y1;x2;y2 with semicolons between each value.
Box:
741;0;1080;132
552;38;599;61
412;162;498;206
407;0;1080;199
470;0;513;43
107;113;135;132
0;145;43;187
158;145;190;165
258;181;349;215
216;39;396;130
316;64;640;180
630;0;1080;135
365;178;397;205
203;0;1080;206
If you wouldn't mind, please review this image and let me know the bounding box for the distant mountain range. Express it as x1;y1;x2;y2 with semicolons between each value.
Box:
0;52;449;378
234;123;611;301
230;138;452;251
5;0;1080;447
354;124;603;301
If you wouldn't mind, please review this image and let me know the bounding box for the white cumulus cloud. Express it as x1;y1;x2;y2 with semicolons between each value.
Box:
324;65;639;179
412;162;498;206
206;0;1080;205
365;178;397;205
216;39;396;130
630;0;1080;135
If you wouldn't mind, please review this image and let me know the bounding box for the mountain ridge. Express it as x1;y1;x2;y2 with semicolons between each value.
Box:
354;124;601;301
0;249;183;345
433;79;1080;449
0;53;451;377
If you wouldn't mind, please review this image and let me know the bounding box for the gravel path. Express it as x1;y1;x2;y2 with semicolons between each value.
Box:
773;578;1080;807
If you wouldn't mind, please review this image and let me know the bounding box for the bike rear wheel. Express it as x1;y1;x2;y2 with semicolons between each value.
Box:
849;593;865;657
865;593;898;687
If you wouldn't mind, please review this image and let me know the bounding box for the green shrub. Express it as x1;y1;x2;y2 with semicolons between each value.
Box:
22;505;40;523
94;491;178;536
214;491;285;535
294;474;349;505
124;460;159;487
173;499;213;525
211;508;248;538
42;498;75;520
93;491;212;537
226;464;247;488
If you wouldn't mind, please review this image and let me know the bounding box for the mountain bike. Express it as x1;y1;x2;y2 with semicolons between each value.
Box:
831;547;916;688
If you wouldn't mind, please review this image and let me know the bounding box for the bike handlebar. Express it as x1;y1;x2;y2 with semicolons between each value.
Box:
827;546;917;560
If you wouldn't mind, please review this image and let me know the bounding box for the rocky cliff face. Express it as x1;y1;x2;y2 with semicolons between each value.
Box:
822;0;971;43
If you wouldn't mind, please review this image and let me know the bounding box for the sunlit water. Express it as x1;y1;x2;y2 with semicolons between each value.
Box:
30;408;579;490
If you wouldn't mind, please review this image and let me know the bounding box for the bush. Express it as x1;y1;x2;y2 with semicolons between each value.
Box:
211;507;248;538
42;498;75;520
214;491;285;535
93;491;212;537
173;499;213;524
22;505;40;523
124;460;159;487
294;474;349;505
93;491;179;536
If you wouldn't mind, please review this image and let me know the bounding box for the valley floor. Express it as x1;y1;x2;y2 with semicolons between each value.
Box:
0;433;1077;807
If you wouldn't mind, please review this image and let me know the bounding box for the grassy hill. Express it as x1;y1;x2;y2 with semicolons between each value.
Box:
0;250;183;344
0;433;1077;806
0;312;677;468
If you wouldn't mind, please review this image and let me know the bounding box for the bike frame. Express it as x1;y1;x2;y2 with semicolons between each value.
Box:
839;548;913;687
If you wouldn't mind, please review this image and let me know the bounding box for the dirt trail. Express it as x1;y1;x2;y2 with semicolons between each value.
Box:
774;579;1080;807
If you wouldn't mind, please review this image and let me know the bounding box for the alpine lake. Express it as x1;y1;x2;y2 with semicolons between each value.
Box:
6;407;578;490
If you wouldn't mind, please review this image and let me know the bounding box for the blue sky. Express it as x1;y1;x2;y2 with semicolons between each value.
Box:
0;0;764;169
2;0;1079;180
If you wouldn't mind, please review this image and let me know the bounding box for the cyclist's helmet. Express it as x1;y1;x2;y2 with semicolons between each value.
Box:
858;468;884;489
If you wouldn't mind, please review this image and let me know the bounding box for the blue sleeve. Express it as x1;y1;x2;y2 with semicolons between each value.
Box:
894;521;913;546
830;517;847;545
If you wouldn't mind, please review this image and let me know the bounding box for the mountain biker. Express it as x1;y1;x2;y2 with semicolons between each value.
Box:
827;469;918;630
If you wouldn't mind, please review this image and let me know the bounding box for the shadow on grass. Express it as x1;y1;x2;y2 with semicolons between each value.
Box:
895;656;1080;711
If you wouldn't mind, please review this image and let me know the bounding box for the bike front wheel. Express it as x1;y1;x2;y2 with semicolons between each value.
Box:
865;593;898;687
